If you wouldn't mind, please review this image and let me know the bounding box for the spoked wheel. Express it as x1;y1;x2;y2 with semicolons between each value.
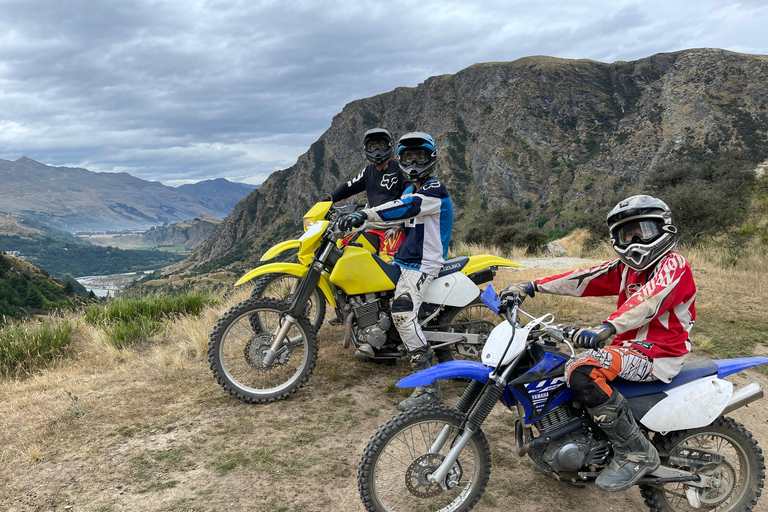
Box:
250;273;326;332
640;417;765;512
431;299;499;362
208;297;319;404
358;405;491;512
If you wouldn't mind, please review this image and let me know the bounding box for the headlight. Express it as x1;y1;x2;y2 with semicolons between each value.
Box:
303;217;314;231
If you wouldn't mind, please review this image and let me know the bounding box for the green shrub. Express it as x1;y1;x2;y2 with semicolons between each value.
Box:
463;202;547;253
84;292;218;348
0;319;74;376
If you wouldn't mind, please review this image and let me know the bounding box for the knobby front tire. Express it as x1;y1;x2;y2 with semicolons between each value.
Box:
358;405;491;512
208;297;319;404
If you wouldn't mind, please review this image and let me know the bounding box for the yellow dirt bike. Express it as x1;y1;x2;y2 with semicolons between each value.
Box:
208;200;522;403
247;196;397;333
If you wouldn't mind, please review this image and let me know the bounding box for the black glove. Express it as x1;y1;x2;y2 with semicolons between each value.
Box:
338;211;367;231
500;282;535;300
572;322;616;349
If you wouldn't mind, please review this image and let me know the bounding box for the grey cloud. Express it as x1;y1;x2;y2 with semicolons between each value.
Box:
0;0;766;185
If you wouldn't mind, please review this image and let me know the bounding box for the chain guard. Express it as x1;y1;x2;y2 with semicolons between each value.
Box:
243;333;292;371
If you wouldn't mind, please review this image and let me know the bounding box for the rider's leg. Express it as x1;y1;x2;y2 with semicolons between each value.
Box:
566;347;659;492
391;269;439;410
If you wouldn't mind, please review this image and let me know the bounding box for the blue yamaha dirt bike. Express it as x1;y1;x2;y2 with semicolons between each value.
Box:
358;287;767;512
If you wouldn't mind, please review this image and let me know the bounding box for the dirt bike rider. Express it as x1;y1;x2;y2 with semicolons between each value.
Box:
329;128;411;257
338;132;454;410
503;195;697;492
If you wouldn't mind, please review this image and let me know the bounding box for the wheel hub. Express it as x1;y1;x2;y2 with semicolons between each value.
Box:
244;333;291;371
405;453;445;497
455;320;494;358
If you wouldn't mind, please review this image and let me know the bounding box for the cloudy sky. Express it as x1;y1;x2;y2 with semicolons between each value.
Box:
1;0;766;187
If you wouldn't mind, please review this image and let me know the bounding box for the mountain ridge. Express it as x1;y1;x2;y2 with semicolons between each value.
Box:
0;157;256;232
178;48;768;275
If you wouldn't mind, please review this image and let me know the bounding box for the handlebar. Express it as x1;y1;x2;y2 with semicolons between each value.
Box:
499;293;606;349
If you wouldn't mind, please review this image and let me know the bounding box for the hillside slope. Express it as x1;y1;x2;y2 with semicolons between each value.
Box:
179;48;768;275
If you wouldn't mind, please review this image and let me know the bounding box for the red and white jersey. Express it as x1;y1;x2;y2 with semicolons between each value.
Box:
535;252;697;364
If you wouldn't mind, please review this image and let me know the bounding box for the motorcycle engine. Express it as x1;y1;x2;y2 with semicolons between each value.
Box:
351;294;392;349
541;432;611;472
534;405;611;473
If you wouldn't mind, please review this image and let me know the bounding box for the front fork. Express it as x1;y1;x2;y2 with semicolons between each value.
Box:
428;381;503;490
262;256;326;366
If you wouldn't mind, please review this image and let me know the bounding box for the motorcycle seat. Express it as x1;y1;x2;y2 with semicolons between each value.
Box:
437;257;469;277
614;360;719;398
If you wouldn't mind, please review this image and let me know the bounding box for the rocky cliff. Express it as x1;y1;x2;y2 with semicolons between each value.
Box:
183;48;768;274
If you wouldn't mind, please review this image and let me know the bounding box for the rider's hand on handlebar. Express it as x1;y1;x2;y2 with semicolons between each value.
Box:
572;322;616;349
338;211;368;231
500;282;536;300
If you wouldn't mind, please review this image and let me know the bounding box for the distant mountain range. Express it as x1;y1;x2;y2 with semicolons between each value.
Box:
0;157;258;232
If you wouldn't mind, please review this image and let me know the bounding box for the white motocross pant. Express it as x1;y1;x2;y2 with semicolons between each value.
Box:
391;268;435;353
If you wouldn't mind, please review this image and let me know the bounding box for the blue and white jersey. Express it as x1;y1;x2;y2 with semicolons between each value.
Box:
363;178;454;276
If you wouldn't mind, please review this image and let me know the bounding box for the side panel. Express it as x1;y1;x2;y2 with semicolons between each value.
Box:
638;376;733;432
329;246;397;294
423;273;480;307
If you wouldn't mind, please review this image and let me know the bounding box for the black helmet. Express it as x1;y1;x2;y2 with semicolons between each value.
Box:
606;195;677;271
362;128;393;164
397;132;436;182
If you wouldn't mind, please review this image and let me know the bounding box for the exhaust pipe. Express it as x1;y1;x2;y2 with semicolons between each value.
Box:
722;382;763;415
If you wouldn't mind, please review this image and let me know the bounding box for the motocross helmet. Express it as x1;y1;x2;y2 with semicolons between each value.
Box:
362;128;394;164
397;132;436;182
606;195;677;271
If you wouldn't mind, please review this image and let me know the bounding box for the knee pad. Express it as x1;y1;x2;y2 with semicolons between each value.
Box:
391;293;413;328
568;365;611;408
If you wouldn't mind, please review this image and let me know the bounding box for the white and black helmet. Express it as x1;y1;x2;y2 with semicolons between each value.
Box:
607;195;677;271
362;128;394;164
397;132;437;182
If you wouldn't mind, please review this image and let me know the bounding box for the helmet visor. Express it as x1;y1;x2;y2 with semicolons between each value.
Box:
365;140;389;152
401;149;429;165
615;220;661;246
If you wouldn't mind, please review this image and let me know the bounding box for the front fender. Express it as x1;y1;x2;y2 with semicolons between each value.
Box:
462;255;524;276
235;262;336;308
260;239;300;261
397;361;493;387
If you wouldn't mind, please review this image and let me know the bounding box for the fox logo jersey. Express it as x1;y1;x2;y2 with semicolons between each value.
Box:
330;159;410;207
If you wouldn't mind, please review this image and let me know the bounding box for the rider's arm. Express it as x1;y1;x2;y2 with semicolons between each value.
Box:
363;182;444;222
534;259;624;297
330;167;368;202
606;252;696;335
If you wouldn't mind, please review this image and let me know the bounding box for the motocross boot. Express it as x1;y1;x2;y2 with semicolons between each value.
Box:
398;346;442;411
588;391;660;492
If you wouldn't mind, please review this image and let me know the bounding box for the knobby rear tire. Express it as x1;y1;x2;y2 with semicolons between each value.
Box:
640;416;765;512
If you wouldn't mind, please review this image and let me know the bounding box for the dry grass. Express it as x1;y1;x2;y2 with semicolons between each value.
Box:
451;240;528;260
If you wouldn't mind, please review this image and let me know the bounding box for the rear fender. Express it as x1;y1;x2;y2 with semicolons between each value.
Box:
260;240;300;261
397;361;492;387
462;255;524;276
235;262;336;308
715;356;768;378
